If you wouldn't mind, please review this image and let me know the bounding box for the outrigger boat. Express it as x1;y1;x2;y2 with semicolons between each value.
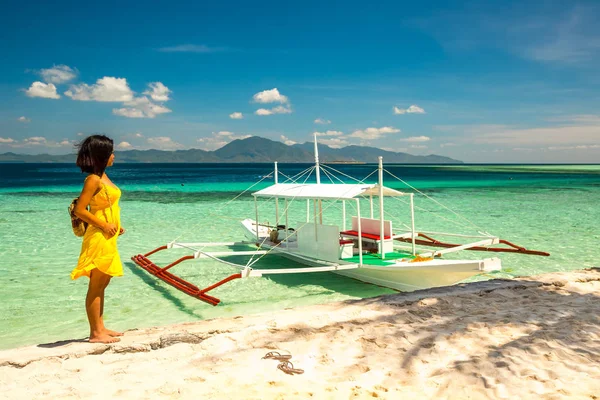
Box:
132;134;549;305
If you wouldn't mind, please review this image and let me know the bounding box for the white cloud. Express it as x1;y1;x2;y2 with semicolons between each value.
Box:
23;136;47;145
520;7;600;64
0;137;75;149
135;132;144;138
547;144;600;150
147;136;183;150
546;114;600;124
252;88;289;104
216;131;234;136
157;44;227;53
314;130;344;137
271;105;292;113
349;126;400;140
39;65;77;84
407;105;426;114
419;5;600;67
112;108;144;118
440;142;457;148
255;105;292;116
18;116;31;123
280;135;297;145
143;82;171;102
113;96;172;118
435;121;600;147
314;118;331;124
400;136;430;142
77;132;84;136
474;124;600;146
65;77;134;102
253;89;291;115
394;105;426;115
318;137;348;148
255;108;272;116
117;141;132;149
229;112;243;119
410;144;428;149
25;82;60;99
64;78;172;118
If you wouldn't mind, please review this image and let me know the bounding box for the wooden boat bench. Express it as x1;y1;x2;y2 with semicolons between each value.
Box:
339;217;396;253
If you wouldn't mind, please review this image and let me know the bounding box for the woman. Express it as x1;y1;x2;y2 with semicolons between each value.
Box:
71;135;125;344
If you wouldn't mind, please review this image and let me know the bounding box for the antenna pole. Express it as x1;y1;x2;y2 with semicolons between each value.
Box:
274;162;279;224
314;133;323;224
378;156;385;259
314;132;321;184
410;193;416;256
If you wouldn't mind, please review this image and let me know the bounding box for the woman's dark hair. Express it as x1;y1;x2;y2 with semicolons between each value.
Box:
76;135;114;176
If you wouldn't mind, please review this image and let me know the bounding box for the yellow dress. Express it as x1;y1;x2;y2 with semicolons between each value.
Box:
71;183;123;279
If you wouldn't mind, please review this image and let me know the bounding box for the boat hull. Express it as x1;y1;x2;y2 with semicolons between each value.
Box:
333;258;500;292
241;219;501;292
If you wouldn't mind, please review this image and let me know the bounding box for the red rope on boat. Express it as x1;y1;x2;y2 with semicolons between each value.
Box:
395;234;550;256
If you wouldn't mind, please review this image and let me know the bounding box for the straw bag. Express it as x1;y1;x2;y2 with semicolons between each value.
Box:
68;198;88;237
68;184;111;237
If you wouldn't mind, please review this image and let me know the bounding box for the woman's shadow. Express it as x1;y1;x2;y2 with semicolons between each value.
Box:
37;338;89;348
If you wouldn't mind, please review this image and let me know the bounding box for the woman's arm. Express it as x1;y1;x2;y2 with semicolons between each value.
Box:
73;174;118;236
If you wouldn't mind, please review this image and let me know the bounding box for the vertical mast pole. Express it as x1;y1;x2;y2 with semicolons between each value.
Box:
342;200;346;231
378;156;385;259
306;199;310;222
356;199;363;265
254;196;259;241
314;132;323;224
274;162;279;224
313;200;318;239
410;193;416;256
285;198;289;249
314;132;321;184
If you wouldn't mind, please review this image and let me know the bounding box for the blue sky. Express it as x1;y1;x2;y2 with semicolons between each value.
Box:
1;0;599;162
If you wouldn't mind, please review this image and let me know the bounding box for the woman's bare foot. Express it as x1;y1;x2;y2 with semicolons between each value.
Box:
104;329;124;337
89;333;120;344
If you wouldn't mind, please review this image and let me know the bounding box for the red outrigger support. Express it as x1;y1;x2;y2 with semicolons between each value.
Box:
395;234;550;256
131;245;242;306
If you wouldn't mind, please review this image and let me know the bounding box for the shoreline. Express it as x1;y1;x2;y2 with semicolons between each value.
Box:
2;268;599;399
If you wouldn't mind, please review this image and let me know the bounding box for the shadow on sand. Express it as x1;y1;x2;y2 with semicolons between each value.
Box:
166;268;600;396
37;338;88;348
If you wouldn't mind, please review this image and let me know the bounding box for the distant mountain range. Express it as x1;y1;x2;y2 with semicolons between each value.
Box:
0;136;462;164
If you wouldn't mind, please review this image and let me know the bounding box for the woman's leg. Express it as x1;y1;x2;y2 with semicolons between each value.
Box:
99;277;123;337
86;269;120;343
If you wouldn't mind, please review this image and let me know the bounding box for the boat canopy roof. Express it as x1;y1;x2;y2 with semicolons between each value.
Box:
252;183;406;200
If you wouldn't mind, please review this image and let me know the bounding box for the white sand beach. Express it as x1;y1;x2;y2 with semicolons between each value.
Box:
1;268;599;400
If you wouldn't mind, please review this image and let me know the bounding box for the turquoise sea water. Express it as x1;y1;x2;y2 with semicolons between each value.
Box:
0;163;599;350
